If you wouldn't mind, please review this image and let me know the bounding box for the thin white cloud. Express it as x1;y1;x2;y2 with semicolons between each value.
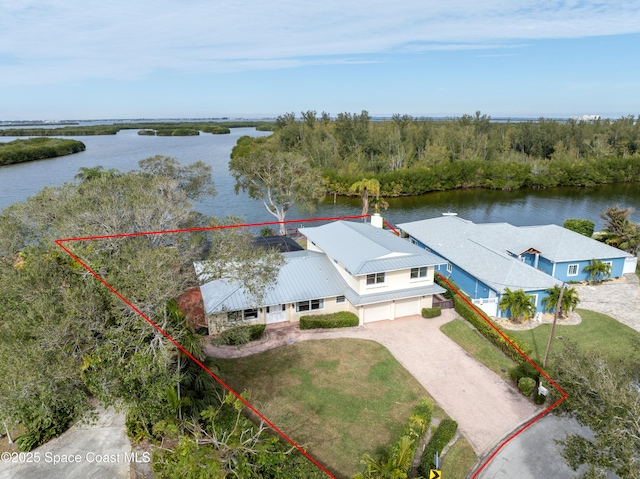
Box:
0;0;639;85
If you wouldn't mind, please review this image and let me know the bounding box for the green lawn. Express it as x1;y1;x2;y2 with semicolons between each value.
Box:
213;338;435;479
441;437;477;479
508;309;640;364
440;319;516;380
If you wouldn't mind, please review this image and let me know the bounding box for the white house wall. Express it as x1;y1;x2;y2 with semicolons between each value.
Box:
358;266;435;295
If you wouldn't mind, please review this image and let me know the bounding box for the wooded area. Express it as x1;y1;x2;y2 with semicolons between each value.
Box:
0;137;86;165
232;111;640;196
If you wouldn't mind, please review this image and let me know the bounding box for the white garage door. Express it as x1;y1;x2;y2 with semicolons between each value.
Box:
395;298;421;318
364;303;390;323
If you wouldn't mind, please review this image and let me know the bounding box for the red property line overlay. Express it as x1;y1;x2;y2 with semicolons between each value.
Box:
55;215;372;479
54;213;567;478
435;275;568;477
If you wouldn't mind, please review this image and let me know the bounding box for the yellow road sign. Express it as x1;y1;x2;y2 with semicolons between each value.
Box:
430;470;442;479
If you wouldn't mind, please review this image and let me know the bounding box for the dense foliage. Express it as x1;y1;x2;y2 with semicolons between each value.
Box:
0;121;274;137
435;276;533;363
549;342;640;478
217;324;266;345
236;111;640;196
418;419;459;476
0;137;86;165
563;218;595;237
299;311;359;329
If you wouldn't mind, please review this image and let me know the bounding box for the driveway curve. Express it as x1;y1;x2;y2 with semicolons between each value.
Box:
206;310;539;455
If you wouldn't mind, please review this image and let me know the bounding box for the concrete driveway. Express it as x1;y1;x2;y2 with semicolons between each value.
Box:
0;407;134;479
207;310;539;455
574;273;640;332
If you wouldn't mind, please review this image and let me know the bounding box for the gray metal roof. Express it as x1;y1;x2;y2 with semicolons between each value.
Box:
200;250;351;314
398;216;562;294
299;221;445;275
343;283;445;306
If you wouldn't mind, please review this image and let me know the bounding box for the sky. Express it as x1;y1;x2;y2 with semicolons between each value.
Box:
2;0;640;120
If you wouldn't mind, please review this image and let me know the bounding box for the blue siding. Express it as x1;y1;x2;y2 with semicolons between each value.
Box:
537;256;554;276
498;288;552;318
553;257;626;282
407;235;498;300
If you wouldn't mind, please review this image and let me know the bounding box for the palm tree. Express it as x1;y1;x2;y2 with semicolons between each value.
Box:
499;288;536;323
350;178;384;217
583;259;612;284
542;285;580;317
353;435;417;479
75;165;121;182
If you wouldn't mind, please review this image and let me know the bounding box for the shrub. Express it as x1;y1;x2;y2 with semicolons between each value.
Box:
218;324;265;346
299;311;359;329
422;307;441;318
418;418;458;475
533;392;547;405
563;218;595;237
435;276;532;363
518;377;537;396
509;361;541;384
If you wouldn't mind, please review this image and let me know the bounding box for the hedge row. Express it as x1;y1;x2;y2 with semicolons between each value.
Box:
219;324;265;346
299;311;359;329
392;397;434;477
418;419;458;475
422;307;441;318
435;276;532;363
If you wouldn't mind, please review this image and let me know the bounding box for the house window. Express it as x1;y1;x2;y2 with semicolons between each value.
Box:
226;308;259;323
410;267;428;279
366;272;386;285
567;264;579;276
296;299;324;312
336;295;346;303
446;263;452;273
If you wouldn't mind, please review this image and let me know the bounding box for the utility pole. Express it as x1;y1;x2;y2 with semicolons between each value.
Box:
543;283;565;368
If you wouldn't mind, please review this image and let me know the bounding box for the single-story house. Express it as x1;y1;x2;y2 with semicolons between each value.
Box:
397;215;637;318
198;215;446;332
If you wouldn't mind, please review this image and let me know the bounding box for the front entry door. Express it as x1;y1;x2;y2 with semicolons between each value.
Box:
266;304;287;324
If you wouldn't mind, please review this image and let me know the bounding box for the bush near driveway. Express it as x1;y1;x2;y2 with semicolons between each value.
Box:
422;306;442;318
418;418;459;476
300;311;359;329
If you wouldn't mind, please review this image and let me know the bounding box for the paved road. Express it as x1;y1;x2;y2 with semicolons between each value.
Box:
574;273;640;332
207;310;539;455
0;407;134;479
475;414;607;479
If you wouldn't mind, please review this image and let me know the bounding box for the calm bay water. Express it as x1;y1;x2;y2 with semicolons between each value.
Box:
1;127;640;229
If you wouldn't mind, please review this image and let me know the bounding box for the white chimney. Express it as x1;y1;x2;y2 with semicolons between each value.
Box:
371;213;383;229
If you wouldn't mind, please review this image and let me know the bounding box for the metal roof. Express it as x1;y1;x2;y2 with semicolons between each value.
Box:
398;216;562;293
343;283;445;306
299;221;445;275
200;250;351;314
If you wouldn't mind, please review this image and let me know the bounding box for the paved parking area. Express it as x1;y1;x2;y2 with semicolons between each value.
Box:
207;310;539;455
574;273;640;332
0;407;133;479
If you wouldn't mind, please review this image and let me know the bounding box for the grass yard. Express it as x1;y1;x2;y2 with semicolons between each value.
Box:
441;437;477;479
440;319;516;381
213;338;432;478
508;309;640;364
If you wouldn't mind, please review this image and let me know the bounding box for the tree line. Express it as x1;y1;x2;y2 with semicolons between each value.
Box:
0;137;86;166
0;121;275;137
233;111;640;197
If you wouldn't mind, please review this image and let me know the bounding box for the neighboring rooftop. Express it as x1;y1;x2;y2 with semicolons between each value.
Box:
299;220;445;275
398;217;561;293
253;235;304;253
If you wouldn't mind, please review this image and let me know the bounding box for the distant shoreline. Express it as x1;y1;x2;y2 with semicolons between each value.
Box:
0;138;86;166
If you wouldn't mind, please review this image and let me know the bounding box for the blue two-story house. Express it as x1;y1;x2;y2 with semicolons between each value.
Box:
398;215;637;318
